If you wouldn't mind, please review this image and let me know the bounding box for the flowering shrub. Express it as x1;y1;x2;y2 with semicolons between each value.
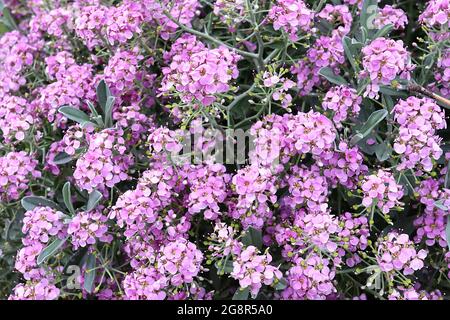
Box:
1;0;450;301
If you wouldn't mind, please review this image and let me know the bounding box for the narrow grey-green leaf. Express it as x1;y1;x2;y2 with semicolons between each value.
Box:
357;109;388;138
59;106;90;124
96;80;111;112
62;182;75;216
21;196;62;211
242;227;263;250
2;7;18;30
52;152;72;165
232;287;250;300
37;237;67;265
274;278;288;290
373;24;393;39
342;36;358;71
104;96;116;128
434;200;448;211
86;190;102;212
84;253;96;293
318;67;348;86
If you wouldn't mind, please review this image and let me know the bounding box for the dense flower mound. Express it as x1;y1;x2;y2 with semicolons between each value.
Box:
160;34;241;106
0;0;449;302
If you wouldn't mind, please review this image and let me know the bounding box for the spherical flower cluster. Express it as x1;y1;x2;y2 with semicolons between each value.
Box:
231;246;282;296
67;210;113;249
274;208;340;255
15;206;66;278
74;3;143;49
267;0;314;41
44;51;76;80
284;165;329;212
317;4;353;37
230;165;278;229
361;37;414;98
213;0;246;28
284;111;336;158
291;35;345;95
29;7;72;38
0;151;41;202
73;128;133;192
249;112;336;169
322;86;362;128
109;162;185;239
360;169;403;214
392;97;445;172
186;163;231;220
321;141;367;190
0;31;37;97
280;254;336;300
157;238;203;286
376;232;427;275
22;206;65;246
103;48;143;95
122;266;167;300
414;180;449;248
9;271;60;300
32;63;95;126
160;34;241;106
373;5;408;30
0;94;35;144
419;0;450;41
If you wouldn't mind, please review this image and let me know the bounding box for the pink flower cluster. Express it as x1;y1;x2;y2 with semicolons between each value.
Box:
284;165;329;212
376;232;427;276
103;48;143;95
321;141;367;190
373;5;408;30
0;151;41;201
74;2;143;49
360;169;403;214
361;37;414;98
73;128;133;192
419;0;450;41
280;254;336;300
267;0;314;41
317;4;353;37
160;34;241;106
0;94;36;144
67;209;113;249
231;246;282;296
414;179;449;248
230;165;278;229
186;163;231;220
291;35;345;95
9;269;60;300
392;97;445;172
322;86;362;128
15;206;65;281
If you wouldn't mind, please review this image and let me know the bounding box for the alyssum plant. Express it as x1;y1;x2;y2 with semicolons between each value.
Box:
0;0;450;300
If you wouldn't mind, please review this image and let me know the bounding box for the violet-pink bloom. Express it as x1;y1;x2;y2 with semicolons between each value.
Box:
0;151;41;202
267;0;314;41
376;232;427;276
373;5;408;30
360;169;403;214
160;34;241;106
231;245;282;297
